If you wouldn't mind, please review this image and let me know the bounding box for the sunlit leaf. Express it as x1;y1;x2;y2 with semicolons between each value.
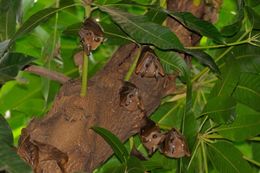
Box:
92;126;129;163
207;141;253;173
99;6;184;51
127;156;145;173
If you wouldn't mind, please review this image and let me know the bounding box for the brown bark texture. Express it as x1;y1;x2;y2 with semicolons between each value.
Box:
17;0;222;172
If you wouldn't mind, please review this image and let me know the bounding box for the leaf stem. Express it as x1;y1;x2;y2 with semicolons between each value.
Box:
201;142;208;173
185;40;249;50
80;52;89;97
191;31;249;83
124;47;141;81
243;156;260;167
80;4;92;97
187;140;201;169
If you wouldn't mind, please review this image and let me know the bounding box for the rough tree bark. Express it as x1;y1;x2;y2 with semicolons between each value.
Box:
17;0;222;172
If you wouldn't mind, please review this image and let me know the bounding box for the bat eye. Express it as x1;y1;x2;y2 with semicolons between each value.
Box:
145;63;149;68
94;37;101;42
152;134;157;138
129;93;134;98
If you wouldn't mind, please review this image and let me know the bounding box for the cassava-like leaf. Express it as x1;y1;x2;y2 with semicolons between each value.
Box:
207;141;253;173
127;156;146;173
92;126;129;163
215;112;260;141
0;53;34;84
202;96;236;124
168;12;223;43
99;6;184;51
233;73;260;112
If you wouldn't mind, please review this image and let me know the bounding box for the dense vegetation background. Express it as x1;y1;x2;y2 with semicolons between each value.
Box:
0;0;260;172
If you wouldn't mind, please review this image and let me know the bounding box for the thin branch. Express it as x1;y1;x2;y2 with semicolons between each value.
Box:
25;65;70;84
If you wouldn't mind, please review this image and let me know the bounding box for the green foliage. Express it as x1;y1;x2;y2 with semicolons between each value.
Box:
0;0;260;172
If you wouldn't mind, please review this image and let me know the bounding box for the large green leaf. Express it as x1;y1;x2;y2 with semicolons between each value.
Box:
0;72;43;114
0;53;34;84
233;73;260;112
185;49;220;75
92;126;129;163
215;112;260;141
202;96;236;124
0;115;13;145
127;156;146;173
155;49;189;78
168;12;223;43
0;40;10;56
207;141;253;173
99;6;184;51
0;0;21;41
210;61;240;97
0;142;32;173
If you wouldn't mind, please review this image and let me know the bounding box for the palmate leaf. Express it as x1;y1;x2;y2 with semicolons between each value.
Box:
215;112;260;141
207;141;252;173
0;52;34;84
202;96;236;124
168;11;223;43
99;6;184;51
233;73;260;112
92;126;129;163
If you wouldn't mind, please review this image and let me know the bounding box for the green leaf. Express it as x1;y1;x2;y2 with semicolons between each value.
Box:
168;12;223;43
221;0;244;36
9;3;79;45
92;126;129;163
0;115;13;145
0;52;34;84
202;96;236;124
185;49;220;75
155;49;189;78
252;142;260;163
0;39;10;56
0;142;32;173
233;73;260;112
0;72;43;114
215;112;260;141
207;141;253;173
0;0;21;41
99;6;184;51
210;61;240;97
246;6;260;30
127;156;146;173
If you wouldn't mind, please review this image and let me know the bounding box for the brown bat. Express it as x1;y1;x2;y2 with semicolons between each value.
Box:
140;118;165;156
119;81;144;112
79;18;104;55
159;128;190;158
135;46;165;79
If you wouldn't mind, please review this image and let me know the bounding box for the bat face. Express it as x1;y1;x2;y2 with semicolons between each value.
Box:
135;47;165;79
79;18;104;55
159;128;190;158
140;118;165;155
119;82;144;112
